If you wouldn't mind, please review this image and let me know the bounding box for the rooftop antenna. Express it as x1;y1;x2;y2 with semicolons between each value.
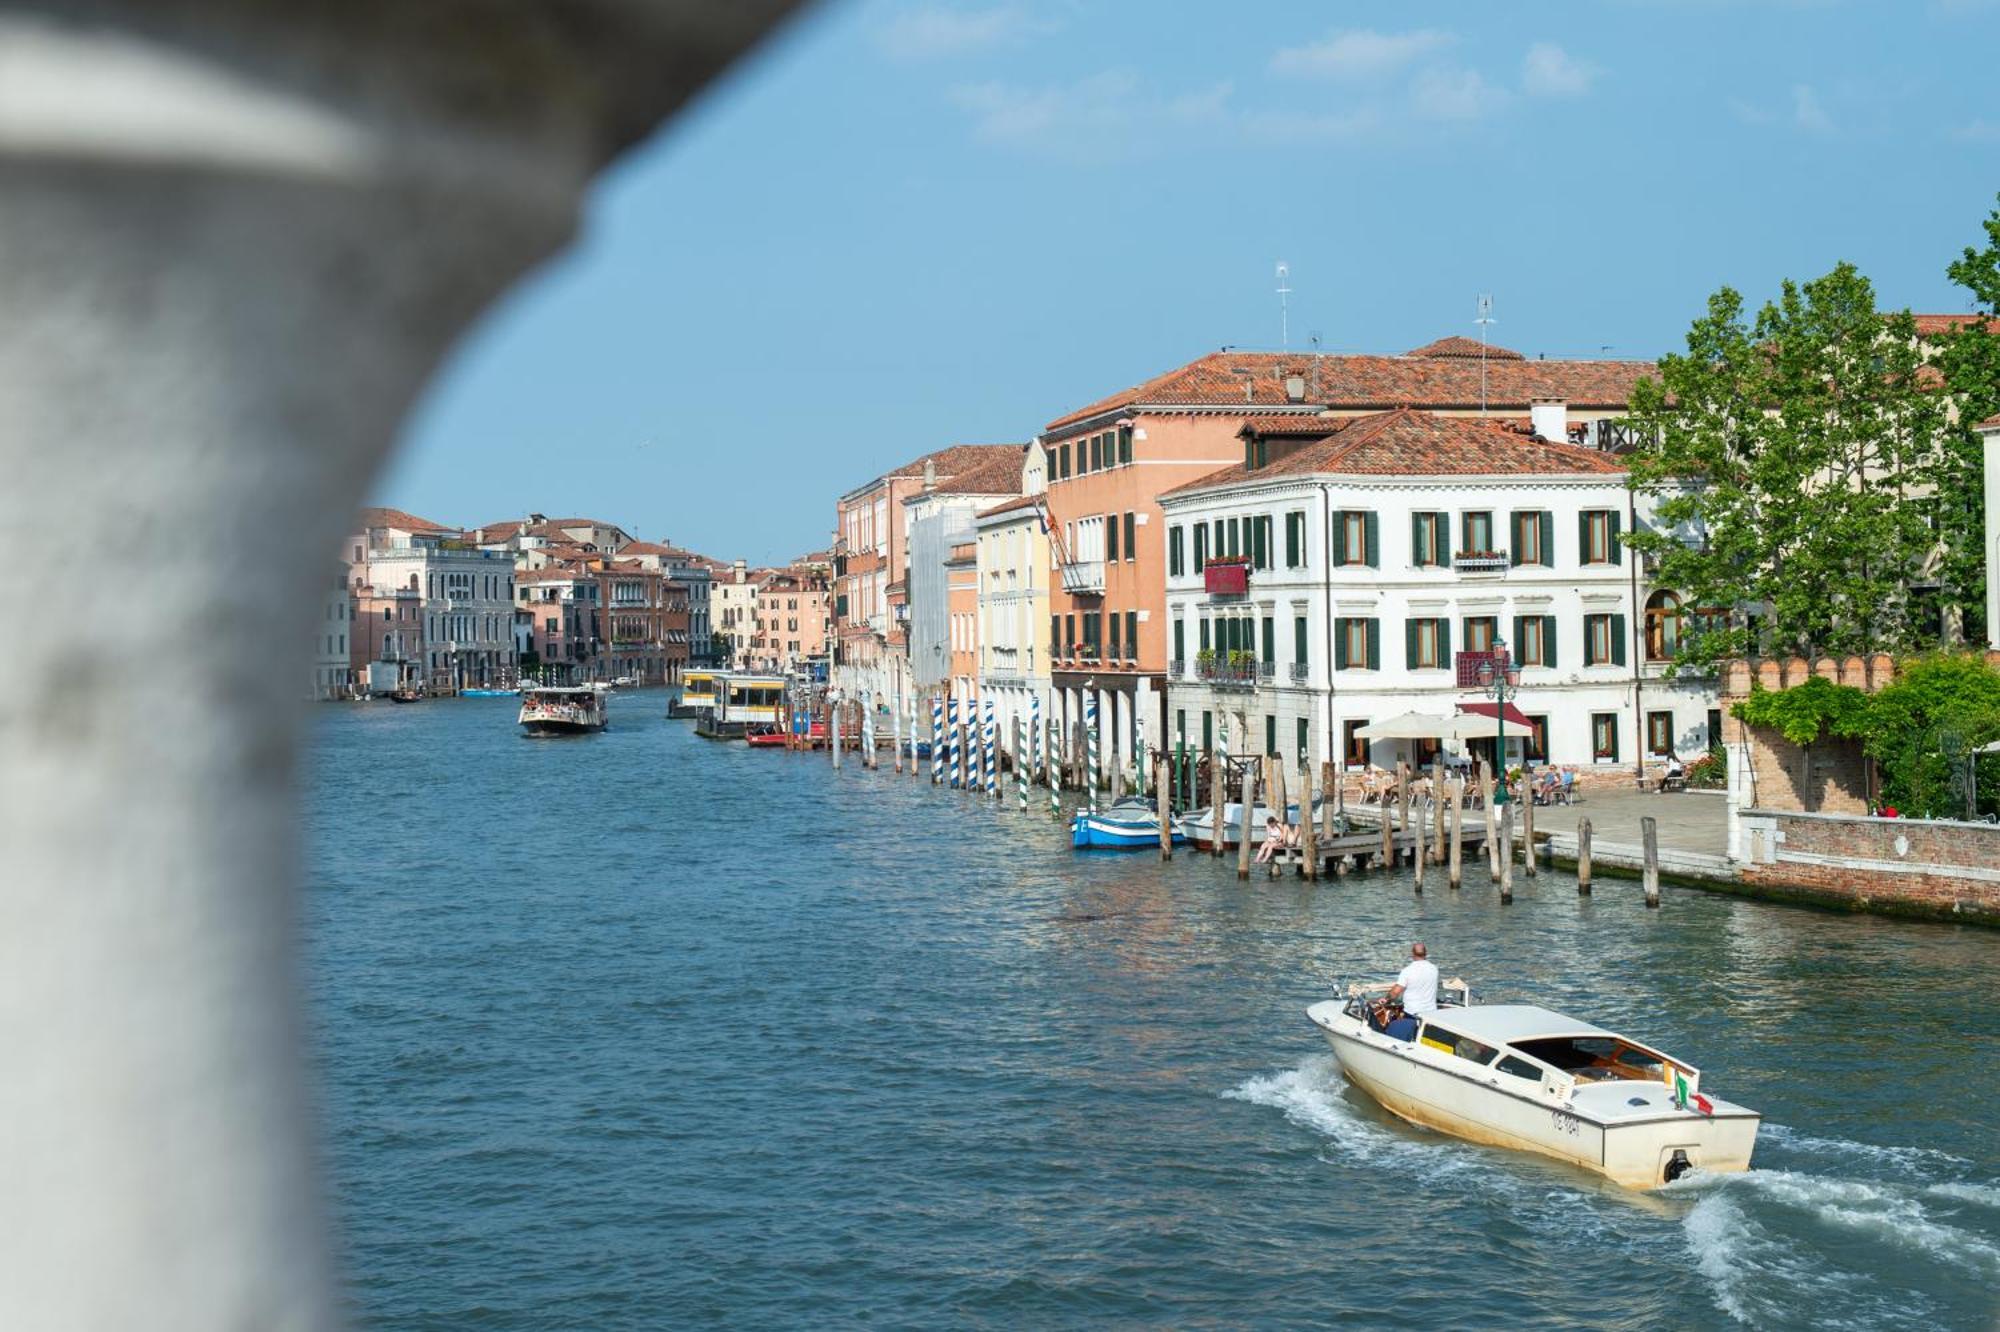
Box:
1308;331;1323;398
1475;293;1496;416
1276;261;1292;353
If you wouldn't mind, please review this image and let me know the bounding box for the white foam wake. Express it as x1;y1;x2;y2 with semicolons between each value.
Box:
1758;1122;1970;1177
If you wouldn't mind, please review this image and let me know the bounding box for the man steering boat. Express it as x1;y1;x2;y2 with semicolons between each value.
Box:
1365;942;1438;1041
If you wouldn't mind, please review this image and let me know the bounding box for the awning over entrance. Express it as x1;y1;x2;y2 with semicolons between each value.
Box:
1456;701;1536;729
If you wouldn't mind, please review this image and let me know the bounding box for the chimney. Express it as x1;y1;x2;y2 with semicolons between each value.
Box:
1530;398;1567;443
923;459;937;491
1284;373;1306;402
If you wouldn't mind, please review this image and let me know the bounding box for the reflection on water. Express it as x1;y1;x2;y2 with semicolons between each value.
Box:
305;698;2000;1330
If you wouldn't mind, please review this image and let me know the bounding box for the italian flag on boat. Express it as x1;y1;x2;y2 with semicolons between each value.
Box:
1671;1068;1714;1116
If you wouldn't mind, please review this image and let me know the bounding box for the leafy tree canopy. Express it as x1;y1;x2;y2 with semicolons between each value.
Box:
1731;676;1871;746
1624;262;1952;670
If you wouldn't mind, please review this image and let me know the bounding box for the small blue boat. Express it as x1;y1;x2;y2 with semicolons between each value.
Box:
1072;796;1189;850
460;688;519;698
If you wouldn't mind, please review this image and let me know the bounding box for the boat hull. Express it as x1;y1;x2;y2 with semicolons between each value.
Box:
519;718;605;736
1072;814;1189;850
1310;1007;1757;1189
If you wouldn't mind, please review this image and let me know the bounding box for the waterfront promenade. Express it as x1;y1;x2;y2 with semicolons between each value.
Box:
306;696;2000;1329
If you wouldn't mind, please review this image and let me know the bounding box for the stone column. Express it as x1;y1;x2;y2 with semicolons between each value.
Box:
0;3;793;1329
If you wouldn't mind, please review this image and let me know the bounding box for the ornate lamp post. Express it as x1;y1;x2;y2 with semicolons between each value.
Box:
1476;637;1522;805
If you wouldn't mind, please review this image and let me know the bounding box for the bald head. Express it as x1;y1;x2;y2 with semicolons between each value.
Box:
1411;942;1427;959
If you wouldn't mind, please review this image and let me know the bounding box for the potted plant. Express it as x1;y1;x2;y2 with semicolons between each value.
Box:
1196;648;1216;675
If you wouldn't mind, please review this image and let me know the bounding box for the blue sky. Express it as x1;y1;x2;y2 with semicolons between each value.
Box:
381;0;2000;561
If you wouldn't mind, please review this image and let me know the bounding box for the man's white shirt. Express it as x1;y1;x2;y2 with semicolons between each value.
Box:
1397;958;1439;1015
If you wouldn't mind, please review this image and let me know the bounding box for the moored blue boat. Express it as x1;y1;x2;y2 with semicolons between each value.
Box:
1071;796;1188;850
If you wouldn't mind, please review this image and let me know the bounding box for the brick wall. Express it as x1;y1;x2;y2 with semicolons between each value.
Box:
1738;808;2000;924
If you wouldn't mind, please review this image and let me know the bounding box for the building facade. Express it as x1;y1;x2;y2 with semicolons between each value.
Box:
346;508;517;690
904;449;1024;692
1159;409;1719;779
312;570;352;699
945;542;979;706
515;568;601;681
1039;337;1659;789
973;449;1052;750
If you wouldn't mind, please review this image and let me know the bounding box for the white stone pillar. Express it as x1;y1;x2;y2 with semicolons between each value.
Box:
0;4;793;1328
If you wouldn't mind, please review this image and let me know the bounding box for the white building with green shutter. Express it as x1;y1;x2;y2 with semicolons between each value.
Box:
1157;408;1719;778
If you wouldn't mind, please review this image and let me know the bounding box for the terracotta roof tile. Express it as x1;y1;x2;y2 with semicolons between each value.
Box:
1977;413;2000;431
1158;408;1626;500
1046;347;1655;432
1237;413;1349;437
917;446;1027;497
1912;314;2000;336
1407;335;1524;360
356;506;451;533
976;493;1045;520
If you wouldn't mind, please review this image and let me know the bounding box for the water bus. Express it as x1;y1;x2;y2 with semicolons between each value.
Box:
668;669;718;719
1307;981;1759;1189
693;672;785;740
517;685;608;736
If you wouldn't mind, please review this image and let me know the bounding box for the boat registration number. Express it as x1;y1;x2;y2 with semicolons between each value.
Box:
1549;1107;1582;1137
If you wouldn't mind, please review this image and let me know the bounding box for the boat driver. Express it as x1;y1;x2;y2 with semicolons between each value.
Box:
1369;942;1438;1040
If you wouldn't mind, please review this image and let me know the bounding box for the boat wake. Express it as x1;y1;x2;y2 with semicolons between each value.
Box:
1229;1058;2000;1329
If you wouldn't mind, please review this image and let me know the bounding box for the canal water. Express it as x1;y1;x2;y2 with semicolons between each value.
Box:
304;696;2000;1329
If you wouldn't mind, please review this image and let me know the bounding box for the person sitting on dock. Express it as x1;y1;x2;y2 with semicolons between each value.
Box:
1253;815;1297;865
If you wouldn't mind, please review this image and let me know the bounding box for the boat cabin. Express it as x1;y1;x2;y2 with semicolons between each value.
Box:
681;669;718;711
719;673;785;726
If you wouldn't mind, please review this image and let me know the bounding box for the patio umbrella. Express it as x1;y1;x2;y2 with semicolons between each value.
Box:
1353;711;1454;739
1435;711;1515;744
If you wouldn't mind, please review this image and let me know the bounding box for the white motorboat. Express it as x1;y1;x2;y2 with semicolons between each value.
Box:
517;685;608;735
1306;981;1758;1189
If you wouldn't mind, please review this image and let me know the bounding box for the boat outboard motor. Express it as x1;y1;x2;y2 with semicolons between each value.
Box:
1663;1150;1693;1184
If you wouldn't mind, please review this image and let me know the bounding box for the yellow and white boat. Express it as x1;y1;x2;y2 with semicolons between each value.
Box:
1307;981;1759;1189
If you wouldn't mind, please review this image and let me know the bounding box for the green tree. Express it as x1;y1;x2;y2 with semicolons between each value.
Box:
1934;194;2000;645
1862;654;2000;818
1625;264;1950;671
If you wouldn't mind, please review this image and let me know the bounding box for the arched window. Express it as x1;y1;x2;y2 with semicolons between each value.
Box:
1644;590;1682;662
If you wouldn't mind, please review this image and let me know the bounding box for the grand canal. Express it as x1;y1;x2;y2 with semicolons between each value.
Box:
304;695;2000;1329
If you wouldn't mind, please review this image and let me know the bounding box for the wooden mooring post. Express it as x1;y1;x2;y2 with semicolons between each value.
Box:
1447;778;1463;890
1522;790;1536;876
1236;760;1255;881
1264;756;1282;880
1481;762;1498;881
1577;818;1593;895
1395;762;1411;868
1642;815;1661;908
1156;755;1173;859
1412;797;1426;894
1432;758;1448;865
1210;750;1225;859
1499;802;1515;905
1299;759;1318;881
830;694;842;771
891;695;902;773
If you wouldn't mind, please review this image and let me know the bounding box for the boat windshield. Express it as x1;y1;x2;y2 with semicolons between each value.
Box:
1510;1036;1666;1084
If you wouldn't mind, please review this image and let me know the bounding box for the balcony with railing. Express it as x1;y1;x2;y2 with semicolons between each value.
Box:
1453;550;1510;575
1169;658;1186;679
1288;662;1309;683
1059;559;1105;595
1195;655;1260;689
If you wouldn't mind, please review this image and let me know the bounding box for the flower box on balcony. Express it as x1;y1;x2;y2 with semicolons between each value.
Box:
1204;558;1249;597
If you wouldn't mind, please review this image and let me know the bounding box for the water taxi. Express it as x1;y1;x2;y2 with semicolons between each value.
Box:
517;685;608;736
1306;982;1759;1189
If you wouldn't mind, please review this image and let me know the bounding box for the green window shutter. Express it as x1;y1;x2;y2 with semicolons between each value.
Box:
1512;614;1527;659
1412;513;1427;568
1127;610;1137;652
1297;717;1308;761
1367;619;1382;670
1330;510;1347;567
1193;525;1207;571
1294;615;1307;665
1608;717;1620;763
1287;514;1301;567
1252;516;1267;569
1609;511;1623;566
1334;619;1349;670
1261;616;1274;662
1538;512;1554;567
1611;613;1628;666
1265;714;1276;756
1543;615;1558;669
1509;512;1524;567
1439;618;1452;668
1203;710;1213;751
1578;510;1591;565
1364;511;1380;567
1124;512;1136;561
1107;515;1119;562
1168;525;1182;575
1174;619;1185;660
1405;618;1419;669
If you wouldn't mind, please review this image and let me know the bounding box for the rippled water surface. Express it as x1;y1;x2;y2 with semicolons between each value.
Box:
305;697;2000;1329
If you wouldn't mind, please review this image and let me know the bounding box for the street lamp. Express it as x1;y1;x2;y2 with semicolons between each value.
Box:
1475;637;1522;805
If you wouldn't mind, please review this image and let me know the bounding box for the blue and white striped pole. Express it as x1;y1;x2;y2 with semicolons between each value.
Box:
1085;692;1100;815
1016;712;1029;812
944;696;956;787
1030;694;1043;787
983;696;998;797
930;696;943;783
